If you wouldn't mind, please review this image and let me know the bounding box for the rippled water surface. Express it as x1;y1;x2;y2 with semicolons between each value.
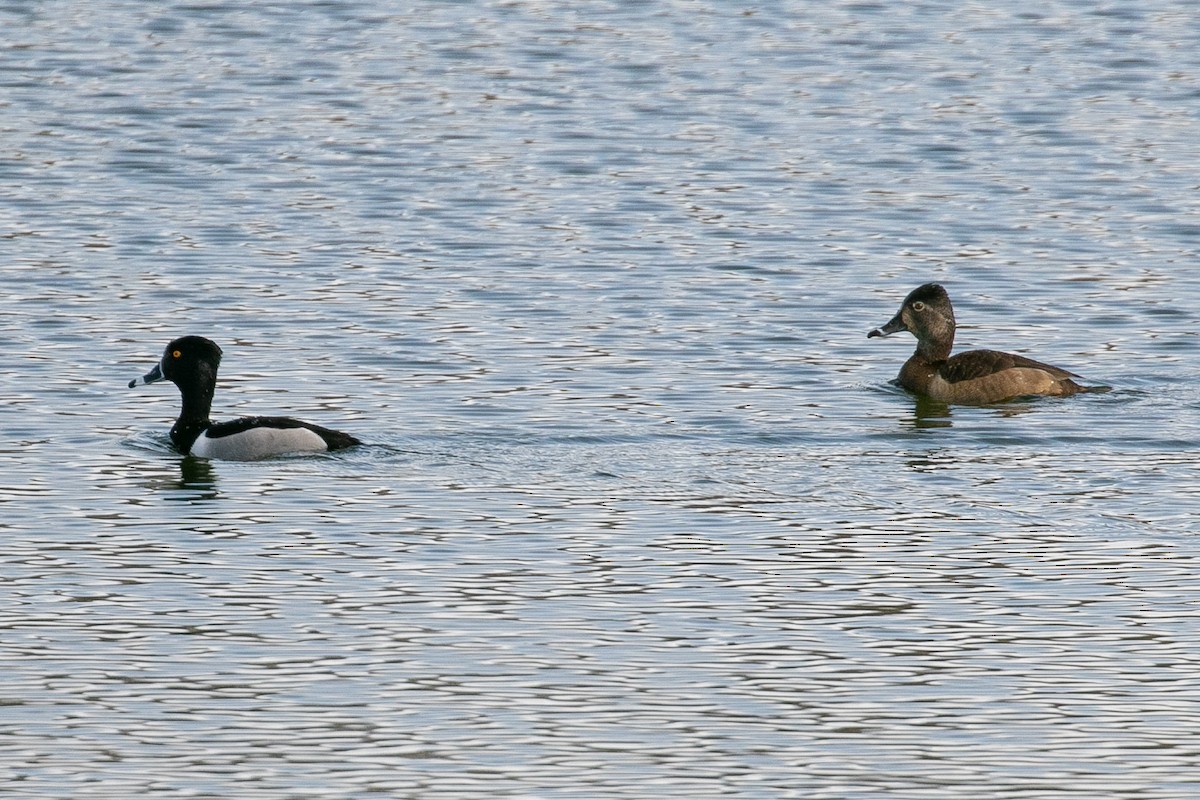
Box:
4;1;1200;797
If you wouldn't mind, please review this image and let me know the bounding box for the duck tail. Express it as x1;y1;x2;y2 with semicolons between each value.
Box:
1065;379;1111;395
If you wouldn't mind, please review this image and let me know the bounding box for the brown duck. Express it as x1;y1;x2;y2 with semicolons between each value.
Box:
868;283;1102;403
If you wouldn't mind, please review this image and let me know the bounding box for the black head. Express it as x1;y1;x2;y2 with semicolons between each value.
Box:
868;283;957;358
129;335;223;394
160;336;223;383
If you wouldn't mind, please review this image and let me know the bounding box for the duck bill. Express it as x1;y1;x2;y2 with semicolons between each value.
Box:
128;362;164;388
868;312;907;339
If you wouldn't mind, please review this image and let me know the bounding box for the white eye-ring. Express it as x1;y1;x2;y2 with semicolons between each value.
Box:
912;301;925;312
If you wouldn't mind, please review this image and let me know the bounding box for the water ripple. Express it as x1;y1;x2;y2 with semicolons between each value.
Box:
4;0;1200;798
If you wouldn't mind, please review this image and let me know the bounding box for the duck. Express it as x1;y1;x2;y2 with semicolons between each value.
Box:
867;283;1101;404
129;335;361;460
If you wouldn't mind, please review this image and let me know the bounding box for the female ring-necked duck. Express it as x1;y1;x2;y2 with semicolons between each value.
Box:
868;283;1103;404
129;335;361;460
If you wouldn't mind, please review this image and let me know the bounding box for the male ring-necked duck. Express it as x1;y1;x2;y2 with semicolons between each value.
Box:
129;335;361;460
868;283;1102;404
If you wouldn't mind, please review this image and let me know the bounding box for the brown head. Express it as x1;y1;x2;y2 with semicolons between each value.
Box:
868;283;956;361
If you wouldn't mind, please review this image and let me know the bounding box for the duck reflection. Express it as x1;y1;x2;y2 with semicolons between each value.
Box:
158;455;219;501
900;394;1044;431
905;395;953;430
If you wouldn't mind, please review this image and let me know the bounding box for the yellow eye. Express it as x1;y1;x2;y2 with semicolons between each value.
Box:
172;350;182;358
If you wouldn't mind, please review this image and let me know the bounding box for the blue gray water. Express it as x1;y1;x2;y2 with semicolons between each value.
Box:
3;1;1200;798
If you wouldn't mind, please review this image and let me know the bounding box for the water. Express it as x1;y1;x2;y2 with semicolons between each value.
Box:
3;1;1200;797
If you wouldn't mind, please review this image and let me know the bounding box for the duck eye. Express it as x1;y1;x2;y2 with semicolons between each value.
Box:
911;301;925;312
172;350;182;358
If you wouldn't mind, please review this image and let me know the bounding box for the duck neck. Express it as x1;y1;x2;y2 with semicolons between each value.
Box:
177;382;214;425
916;336;953;363
169;375;215;453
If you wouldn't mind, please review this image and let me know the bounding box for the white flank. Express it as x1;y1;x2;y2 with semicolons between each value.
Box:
192;426;328;461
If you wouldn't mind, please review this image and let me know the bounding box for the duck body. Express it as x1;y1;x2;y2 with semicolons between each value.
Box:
130;336;360;460
175;415;359;460
868;283;1097;404
894;346;1087;404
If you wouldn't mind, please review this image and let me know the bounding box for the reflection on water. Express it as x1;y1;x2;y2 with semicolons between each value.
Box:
172;456;218;499
3;0;1200;798
906;395;954;429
